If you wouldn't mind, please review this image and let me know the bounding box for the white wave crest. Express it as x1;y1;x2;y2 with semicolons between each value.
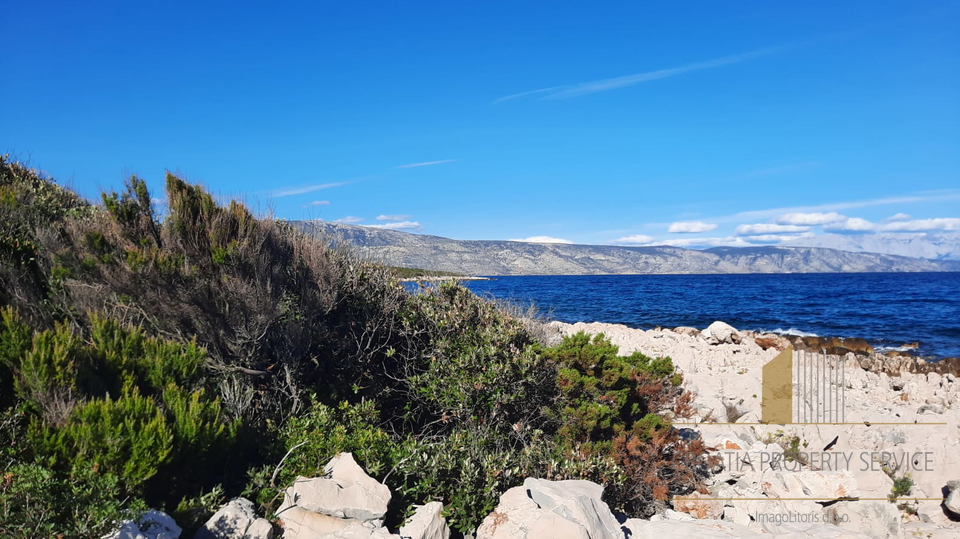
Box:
763;327;819;338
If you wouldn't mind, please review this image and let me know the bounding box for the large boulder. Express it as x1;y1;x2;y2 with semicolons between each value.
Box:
754;333;791;351
277;453;399;539
946;480;960;516
194;498;272;539
104;510;181;539
702;322;741;345
285;453;391;523
476;478;622;539
398;502;450;539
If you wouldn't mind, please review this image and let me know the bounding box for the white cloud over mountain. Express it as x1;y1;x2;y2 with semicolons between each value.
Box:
334;216;364;224
363;220;423;231
668;221;717;233
610;208;960;260
775;212;846;225
735;223;810;235
614;234;656;245
824;217;877;232
782;232;960;260
881;218;960;232
508;236;573;244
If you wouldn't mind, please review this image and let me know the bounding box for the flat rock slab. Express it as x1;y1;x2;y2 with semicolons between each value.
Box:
287;453;391;523
476;479;622;539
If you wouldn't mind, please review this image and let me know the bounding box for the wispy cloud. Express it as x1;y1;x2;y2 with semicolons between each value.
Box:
735;223;810;235
718;190;960;224
881;218;960;232
613;234;656;245
377;214;411;221
740;233;815;244
333;216;364;224
508;236;573;244
655;236;754;248
273;181;350;198
495;45;789;103
396;159;457;169
305;200;330;206
775;212;846;226
492;87;566;105
824;217;876;232
363;220;423;231
668;221;717;234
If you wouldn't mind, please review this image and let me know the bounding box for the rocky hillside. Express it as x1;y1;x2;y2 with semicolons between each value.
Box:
295;222;960;275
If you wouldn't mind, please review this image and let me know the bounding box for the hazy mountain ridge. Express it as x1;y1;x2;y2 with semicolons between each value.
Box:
782;232;960;261
295;222;960;275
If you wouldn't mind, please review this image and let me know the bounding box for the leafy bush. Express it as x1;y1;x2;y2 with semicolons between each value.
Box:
540;332;713;517
398;283;556;434
0;407;147;539
31;382;174;489
542;332;681;453
273;399;402;496
2;308;237;502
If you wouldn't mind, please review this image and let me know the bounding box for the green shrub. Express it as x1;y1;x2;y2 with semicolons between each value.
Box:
399;283;555;433
274;399;401;492
889;473;913;501
0;307;32;409
14;320;86;423
0;407;146;539
89;314;206;395
542;332;680;453
2;309;238;502
30;381;174;490
539;332;713;518
394;425;555;533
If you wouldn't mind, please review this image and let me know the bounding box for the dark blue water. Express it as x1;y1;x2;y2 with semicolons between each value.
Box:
461;273;960;359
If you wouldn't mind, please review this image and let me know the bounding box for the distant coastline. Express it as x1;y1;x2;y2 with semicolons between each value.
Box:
301;221;960;275
398;275;490;282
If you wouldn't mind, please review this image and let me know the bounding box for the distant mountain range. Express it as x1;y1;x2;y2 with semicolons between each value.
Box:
295;222;960;276
782;232;960;261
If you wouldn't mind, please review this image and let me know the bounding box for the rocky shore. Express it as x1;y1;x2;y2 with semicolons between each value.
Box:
106;321;960;539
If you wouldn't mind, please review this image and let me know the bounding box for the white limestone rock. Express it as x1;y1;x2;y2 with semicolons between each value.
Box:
103;510;181;539
194;498;272;539
398;501;450;539
946;479;960;515
285;453;391;523
702;322;742;345
475;479;621;539
824;500;901;539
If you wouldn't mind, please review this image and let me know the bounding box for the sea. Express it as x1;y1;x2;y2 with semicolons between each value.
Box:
458;273;960;360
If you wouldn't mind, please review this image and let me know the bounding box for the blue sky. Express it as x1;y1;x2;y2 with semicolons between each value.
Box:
2;1;958;247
